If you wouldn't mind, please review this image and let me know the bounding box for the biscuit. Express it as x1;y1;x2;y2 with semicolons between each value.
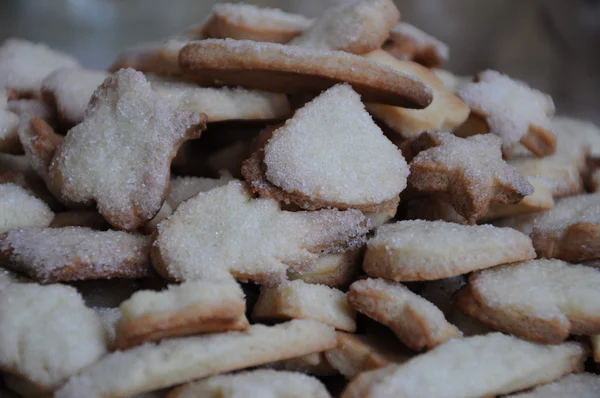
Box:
0;91;20;154
325;332;411;379
167;369;331;398
204;3;312;43
384;22;450;68
408;131;534;223
41;67;109;127
252;279;356;332
56;319;336;398
94;307;121;349
483;177;554;220
363;220;535;281
266;352;336;376
115;279;249;349
245;84;408;213
457;259;600;344
179;39;433;109
6;98;55;121
457;70;556;156
531;193;600;261
348;278;461;351
509;373;600;398
342;333;587;398
0;227;152;283
0;183;54;233
110;38;188;76
0;283;106;394
289;0;399;54
50;69;207;231
149;76;291;122
49;210;111;230
0;38;79;98
152;181;369;284
287;249;361;288
366;50;469;140
432;69;472;94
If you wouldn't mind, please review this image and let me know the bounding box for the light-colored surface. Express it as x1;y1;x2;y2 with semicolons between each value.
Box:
264;84;408;206
168;369;331;398
509;373;600;398
0;283;106;391
0;183;53;233
56;319;336;398
389;22;449;63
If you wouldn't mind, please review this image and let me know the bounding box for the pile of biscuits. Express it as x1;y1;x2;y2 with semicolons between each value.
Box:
1;1;600;397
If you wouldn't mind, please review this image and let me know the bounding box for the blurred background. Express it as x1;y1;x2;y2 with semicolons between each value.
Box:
1;0;598;122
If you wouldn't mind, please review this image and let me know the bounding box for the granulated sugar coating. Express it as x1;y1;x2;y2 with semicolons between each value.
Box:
41;67;109;126
264;84;408;206
169;369;330;398
458;70;556;149
0;183;54;233
50;68;206;231
212;3;312;30
153;181;369;284
342;333;586;398
0;227;151;283
150;76;291;122
469;259;600;335
532;193;600;241
290;0;398;54
0;38;79;96
363;219;535;281
510;373;600;398
0;284;106;391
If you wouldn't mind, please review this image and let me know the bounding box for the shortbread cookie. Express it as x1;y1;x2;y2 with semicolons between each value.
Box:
290;0;399;54
6;98;55;121
115;279;248;349
287;250;361;288
94;307;121;349
0;183;53;233
509;373;600;398
0;91;20;154
150;76;291;122
325;332;411;379
41;67;109;127
205;3;312;43
267;352;336;376
342;333;586;398
348;278;461;350
457;259;600;343
167;369;331;398
110;38;187;76
0;284;106;394
433;69;471;94
363;220;535;281
531;193;600;261
483;177;554;220
0;227;152;283
246;84;408;212
252;279;356;332
50;210;110;230
179;39;433;108
0;38;79;97
56;319;336;398
365;50;469;140
50;69;207;230
152;181;369;284
408;132;534;223
384;22;450;68
457;70;556;156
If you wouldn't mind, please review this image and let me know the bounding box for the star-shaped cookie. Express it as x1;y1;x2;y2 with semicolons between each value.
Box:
408;132;533;223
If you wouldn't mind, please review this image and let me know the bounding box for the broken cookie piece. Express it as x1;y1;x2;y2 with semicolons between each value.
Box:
0;227;152;283
408;131;534;223
49;68;207;231
252;279;356;332
384;22;450;68
115;278;248;349
179;39;433;108
289;0;399;54
347;278;461;351
152;181;369;285
363;220;535;281
0;283;106;395
0;183;54;233
245;84;408;213
457;259;600;344
457;70;556;156
287;250;361;288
